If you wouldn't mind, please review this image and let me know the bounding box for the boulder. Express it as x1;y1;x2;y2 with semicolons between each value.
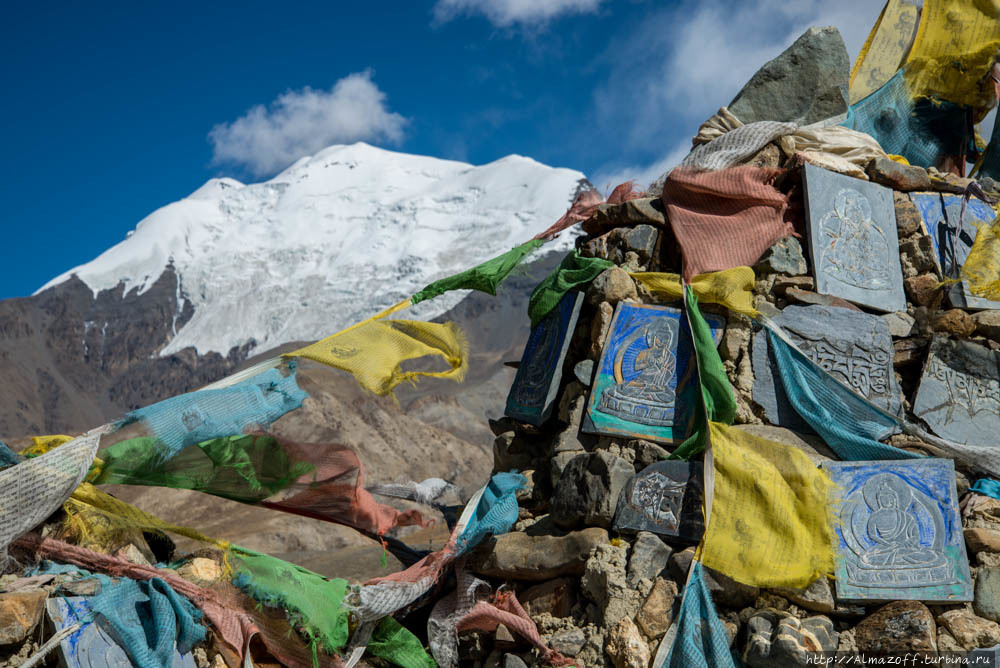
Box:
627;532;673;584
894;191;924;237
770;578;835;614
636;578;677;639
974;310;1000;342
471;527;607;581
586;267;637;307
868;158;932;191
899;236;939;278
967;528;1000;555
582;198;667;235
551;451;634;529
783;287;861;311
975;568;1000;623
549;627;586;656
933;309;976;338
938;609;1000;651
0;590;47;645
605;618;650;668
754;236;807;275
853;601;936;654
520;578;576;619
904;274;941;307
881;311;915;338
582;544;641;626
727;27;849;126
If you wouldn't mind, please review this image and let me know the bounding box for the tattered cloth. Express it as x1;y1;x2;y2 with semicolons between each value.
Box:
680;121;796;171
663;166;791;280
532;181;644;241
661;561;735;668
411;239;544;304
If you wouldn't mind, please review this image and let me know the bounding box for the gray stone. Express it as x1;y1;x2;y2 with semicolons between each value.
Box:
754;236;807;275
582;198;667;235
629;439;670;470
46;596;197;667
551;451;634;529
974;310;1000;342
471;527;608;581
549;628;586;656
976;568;1000;623
619;225;660;264
613;461;704;543
505;291;583;426
804;163;905;312
57;578;102;597
550;450;581;488
867;158;932;191
882;311;915;338
743;611;838;667
728;27;849;126
913;337;1000;448
502;654;528;668
582;544;641;626
668;546;695;584
824;458;972;603
751;304;903;437
586;266;637;307
574;359;594;386
783;287;862;311
627;532;673;584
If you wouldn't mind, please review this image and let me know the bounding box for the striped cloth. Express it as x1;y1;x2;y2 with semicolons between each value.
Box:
681;121;796;171
663;166;792;280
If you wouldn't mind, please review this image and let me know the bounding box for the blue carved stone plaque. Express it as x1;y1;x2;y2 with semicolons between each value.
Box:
46;597;196;668
582;302;724;443
804;164;905;312
613;460;704;543
915;191;1000;310
824;459;972;603
912;336;1000;448
505;291;584;425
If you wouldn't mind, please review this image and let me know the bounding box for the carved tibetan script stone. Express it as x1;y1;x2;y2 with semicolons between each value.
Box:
46;597;197;668
804;163;905;312
583;302;725;444
751;304;901;437
613;460;704;543
824;459;972;602
912;190;1000;310
505;291;583;425
912;336;1000;447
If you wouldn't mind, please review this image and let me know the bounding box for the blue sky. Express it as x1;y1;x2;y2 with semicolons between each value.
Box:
0;0;883;299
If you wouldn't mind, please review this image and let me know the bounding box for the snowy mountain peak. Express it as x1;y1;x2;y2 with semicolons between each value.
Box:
38;144;591;357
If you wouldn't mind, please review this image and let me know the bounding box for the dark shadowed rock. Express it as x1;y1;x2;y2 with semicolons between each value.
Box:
728;27;849;126
551;451;634;529
471;527;607;581
754;236;807;275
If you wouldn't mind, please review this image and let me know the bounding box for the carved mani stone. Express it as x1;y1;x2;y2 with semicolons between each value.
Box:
582;302;725;444
824;459;972;603
46;596;197;668
804;163;905;312
505;291;584;426
912;190;1000;310
912;336;1000;447
612;460;704;543
751;304;902;438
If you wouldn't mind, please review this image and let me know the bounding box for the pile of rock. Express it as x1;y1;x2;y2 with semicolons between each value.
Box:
455;25;1000;668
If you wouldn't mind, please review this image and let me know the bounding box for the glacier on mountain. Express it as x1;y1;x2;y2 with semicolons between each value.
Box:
38;142;590;356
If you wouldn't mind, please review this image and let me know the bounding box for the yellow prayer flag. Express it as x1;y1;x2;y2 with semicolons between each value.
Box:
64;482;230;557
849;0;921;104
631;266;758;318
697;422;835;589
22;434;74;457
961;214;1000;300
286;318;468;396
904;0;1000;110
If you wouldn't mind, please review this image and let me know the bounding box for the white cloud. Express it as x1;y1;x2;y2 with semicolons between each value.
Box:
209;70;407;177
433;0;602;27
592;0;884;188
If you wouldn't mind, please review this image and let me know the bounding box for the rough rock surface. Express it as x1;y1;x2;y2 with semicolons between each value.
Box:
853;601;937;654
551;452;634;529
471;528;608;581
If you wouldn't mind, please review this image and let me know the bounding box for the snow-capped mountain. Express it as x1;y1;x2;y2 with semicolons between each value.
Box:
38;142;590;357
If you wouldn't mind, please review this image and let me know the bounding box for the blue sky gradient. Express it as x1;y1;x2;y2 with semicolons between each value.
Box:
0;0;882;298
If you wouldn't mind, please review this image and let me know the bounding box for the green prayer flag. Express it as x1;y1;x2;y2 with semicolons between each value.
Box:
92;434;315;504
671;288;736;460
528;250;613;326
232;548;351;658
411;239;544;305
367;616;437;668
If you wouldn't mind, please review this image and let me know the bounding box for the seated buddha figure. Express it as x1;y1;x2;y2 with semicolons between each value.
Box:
599;319;677;426
859;476;944;568
820;188;891;290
